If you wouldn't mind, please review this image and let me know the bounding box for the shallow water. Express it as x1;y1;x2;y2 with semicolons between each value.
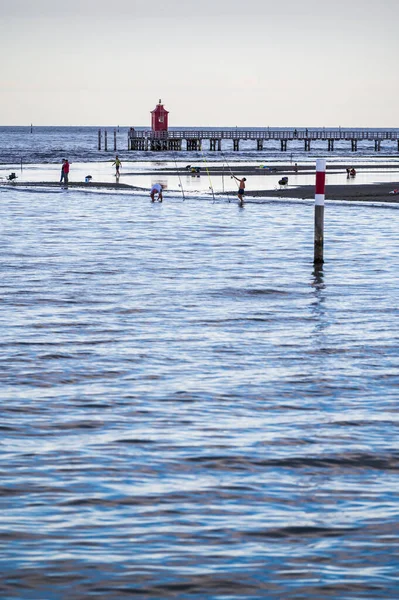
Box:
2;161;399;200
1;187;399;599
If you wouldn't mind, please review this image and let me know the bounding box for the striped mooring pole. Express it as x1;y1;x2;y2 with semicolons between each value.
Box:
314;158;326;264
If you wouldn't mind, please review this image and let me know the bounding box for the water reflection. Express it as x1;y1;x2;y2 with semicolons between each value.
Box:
310;265;329;343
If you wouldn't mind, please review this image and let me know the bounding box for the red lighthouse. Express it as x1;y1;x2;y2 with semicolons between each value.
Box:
151;99;169;132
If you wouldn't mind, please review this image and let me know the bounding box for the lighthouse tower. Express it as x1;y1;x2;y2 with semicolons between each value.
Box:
151;99;169;132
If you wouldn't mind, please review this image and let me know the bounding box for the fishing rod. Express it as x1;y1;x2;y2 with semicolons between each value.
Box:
221;150;238;203
173;153;185;201
221;150;238;184
201;150;216;203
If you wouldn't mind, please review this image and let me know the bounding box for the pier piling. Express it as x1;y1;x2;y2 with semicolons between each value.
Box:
104;130;108;152
98;129;101;151
114;129;117;151
314;159;326;264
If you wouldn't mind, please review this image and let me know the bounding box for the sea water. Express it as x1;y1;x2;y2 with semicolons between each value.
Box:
1;126;399;165
1;185;399;598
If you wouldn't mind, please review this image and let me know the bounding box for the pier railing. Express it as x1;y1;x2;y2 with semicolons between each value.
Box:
122;128;399;152
129;129;399;141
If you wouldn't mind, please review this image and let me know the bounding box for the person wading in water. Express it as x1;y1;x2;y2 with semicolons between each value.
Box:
233;176;246;205
112;155;122;176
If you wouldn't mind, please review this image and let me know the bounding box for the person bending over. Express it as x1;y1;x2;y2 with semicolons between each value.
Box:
150;183;163;202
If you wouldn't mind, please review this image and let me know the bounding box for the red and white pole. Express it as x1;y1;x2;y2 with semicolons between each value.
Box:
314;158;326;264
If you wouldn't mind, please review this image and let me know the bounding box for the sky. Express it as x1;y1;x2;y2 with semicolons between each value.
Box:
1;0;398;127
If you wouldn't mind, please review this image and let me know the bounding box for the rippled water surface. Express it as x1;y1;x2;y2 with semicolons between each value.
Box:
1;126;399;165
1;187;399;599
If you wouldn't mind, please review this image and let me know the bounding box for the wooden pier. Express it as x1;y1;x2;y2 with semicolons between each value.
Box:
126;128;399;153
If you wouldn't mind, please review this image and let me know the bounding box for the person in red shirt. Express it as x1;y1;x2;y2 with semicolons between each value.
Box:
60;158;70;187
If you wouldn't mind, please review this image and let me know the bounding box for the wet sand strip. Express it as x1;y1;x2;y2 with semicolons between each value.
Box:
4;179;399;203
6;181;143;191
248;182;399;202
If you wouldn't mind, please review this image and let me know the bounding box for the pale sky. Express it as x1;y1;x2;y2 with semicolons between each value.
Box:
1;0;398;127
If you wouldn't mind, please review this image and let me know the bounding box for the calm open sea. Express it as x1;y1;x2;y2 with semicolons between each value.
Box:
1;126;399;165
1;184;399;598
